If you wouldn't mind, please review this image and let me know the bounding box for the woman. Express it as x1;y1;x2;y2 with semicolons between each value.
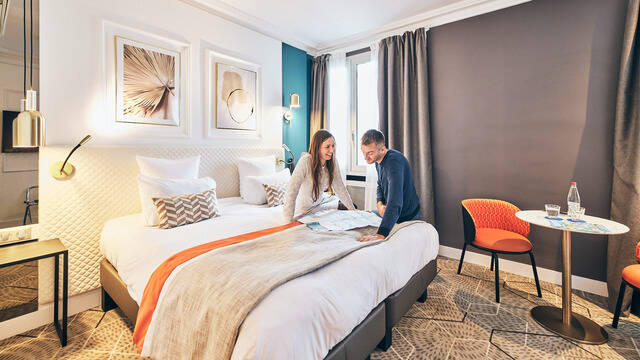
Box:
283;129;355;221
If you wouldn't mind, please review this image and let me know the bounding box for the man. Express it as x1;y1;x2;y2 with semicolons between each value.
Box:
358;129;421;242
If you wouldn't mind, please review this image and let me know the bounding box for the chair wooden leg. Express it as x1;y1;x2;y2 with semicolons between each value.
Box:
457;243;467;275
494;253;500;303
529;252;542;298
490;254;494;271
613;280;627;328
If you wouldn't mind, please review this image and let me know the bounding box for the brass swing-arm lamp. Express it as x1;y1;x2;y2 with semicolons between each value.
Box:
278;143;295;173
49;135;92;180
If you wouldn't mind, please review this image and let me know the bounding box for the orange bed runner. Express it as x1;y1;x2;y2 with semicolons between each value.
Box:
132;222;301;353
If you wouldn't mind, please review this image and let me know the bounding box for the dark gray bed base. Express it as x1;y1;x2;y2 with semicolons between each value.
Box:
100;258;437;359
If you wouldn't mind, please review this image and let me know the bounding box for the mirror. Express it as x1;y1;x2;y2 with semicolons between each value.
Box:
0;0;39;321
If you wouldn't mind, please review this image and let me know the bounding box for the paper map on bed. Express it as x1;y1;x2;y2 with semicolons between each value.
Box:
300;210;382;231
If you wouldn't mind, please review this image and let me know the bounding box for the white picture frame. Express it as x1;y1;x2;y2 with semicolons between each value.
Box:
203;46;262;140
103;21;190;139
115;36;180;127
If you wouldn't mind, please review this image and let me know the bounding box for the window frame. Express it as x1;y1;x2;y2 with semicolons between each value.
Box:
347;51;373;176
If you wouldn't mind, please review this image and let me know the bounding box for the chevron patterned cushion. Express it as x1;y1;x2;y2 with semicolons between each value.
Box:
263;182;287;207
153;189;219;229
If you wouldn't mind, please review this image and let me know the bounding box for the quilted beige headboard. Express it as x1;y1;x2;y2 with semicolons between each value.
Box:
38;146;283;303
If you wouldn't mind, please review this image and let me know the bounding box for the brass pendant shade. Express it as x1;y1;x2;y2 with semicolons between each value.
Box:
12;89;45;147
12;0;44;148
13;110;44;147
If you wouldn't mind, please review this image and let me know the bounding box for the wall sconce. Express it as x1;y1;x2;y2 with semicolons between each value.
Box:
283;93;300;122
277;143;295;174
49;135;92;180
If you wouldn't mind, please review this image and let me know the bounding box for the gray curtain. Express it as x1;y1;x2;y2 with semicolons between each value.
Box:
378;28;435;224
608;0;640;314
310;54;330;139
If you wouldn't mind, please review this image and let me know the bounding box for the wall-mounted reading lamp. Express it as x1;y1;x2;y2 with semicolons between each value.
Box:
283;93;300;122
279;143;295;174
49;135;92;180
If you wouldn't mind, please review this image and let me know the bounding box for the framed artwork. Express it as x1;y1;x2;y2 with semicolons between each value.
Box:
216;63;257;131
115;36;181;126
202;46;261;140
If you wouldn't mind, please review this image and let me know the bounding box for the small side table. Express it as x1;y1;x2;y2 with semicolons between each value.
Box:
516;210;629;344
0;238;68;346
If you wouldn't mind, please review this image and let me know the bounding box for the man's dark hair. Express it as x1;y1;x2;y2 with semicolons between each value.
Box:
361;129;386;147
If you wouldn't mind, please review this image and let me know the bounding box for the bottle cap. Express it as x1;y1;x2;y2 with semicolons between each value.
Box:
571;181;576;186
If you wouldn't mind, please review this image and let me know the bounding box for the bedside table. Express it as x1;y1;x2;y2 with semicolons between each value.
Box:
0;238;68;346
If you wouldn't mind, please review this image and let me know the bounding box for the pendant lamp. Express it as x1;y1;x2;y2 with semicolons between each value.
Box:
12;0;44;148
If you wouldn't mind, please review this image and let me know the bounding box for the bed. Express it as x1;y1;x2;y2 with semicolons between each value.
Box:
99;197;439;359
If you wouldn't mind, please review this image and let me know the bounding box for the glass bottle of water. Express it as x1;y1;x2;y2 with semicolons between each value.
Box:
567;181;580;217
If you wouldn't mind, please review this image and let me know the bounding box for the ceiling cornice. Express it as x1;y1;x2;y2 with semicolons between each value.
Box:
314;0;532;54
180;0;531;56
178;0;319;52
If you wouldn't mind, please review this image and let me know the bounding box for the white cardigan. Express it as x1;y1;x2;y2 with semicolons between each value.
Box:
283;154;354;221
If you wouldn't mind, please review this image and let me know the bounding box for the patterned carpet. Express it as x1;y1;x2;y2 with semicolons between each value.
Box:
0;256;638;359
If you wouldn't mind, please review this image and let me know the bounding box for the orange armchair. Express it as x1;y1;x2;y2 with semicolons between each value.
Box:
612;242;640;328
458;199;542;303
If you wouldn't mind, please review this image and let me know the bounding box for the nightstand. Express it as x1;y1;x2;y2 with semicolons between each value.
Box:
0;238;68;346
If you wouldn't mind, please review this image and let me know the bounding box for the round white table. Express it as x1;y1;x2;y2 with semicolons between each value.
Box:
515;210;629;344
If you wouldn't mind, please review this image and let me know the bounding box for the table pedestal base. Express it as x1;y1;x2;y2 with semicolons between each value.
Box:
530;306;608;345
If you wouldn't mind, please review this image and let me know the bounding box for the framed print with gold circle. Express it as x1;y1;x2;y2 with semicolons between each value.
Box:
215;63;257;131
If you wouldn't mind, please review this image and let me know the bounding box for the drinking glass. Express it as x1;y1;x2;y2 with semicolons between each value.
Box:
570;207;586;220
545;204;560;217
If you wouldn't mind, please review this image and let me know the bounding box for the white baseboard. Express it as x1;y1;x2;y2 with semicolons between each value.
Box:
439;245;608;297
0;288;101;340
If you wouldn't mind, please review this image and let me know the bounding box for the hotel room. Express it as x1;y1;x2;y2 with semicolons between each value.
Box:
0;0;638;358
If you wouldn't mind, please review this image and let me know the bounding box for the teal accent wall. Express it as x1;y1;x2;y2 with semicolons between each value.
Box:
282;43;311;166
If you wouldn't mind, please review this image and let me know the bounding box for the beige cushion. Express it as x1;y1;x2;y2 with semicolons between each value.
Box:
263;182;287;207
153;189;219;229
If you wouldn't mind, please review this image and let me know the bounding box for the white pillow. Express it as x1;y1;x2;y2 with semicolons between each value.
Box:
237;155;276;200
136;155;200;179
137;174;216;226
244;169;291;204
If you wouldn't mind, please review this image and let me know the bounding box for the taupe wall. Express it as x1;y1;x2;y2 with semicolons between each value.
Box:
429;0;627;281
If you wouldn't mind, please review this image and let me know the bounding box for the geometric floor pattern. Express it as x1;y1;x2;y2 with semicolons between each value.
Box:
0;256;639;359
371;257;640;360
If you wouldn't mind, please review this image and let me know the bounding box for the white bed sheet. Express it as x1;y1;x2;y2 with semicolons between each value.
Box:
100;197;439;360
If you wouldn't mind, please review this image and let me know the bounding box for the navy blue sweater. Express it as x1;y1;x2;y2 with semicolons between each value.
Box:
375;150;421;236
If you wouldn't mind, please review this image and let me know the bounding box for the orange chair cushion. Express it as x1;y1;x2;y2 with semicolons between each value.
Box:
636;243;640;263
473;228;532;253
462;199;530;237
622;264;640;289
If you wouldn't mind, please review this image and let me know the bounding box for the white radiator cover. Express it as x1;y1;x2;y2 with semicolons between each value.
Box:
38;146;283;303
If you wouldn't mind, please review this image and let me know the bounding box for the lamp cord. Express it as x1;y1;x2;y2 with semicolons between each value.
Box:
22;0;25;97
29;0;32;89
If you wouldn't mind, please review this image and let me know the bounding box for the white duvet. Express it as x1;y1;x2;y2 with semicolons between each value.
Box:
100;197;439;360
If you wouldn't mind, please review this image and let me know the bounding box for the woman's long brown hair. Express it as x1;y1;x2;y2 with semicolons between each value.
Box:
309;129;335;202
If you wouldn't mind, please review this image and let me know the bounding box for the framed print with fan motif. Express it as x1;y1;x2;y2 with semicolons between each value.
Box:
115;36;181;126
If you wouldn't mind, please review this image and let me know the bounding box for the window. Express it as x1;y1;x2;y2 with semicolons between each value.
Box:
348;52;378;174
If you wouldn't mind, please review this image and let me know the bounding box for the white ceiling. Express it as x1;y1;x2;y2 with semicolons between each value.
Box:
187;0;530;54
215;0;454;48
